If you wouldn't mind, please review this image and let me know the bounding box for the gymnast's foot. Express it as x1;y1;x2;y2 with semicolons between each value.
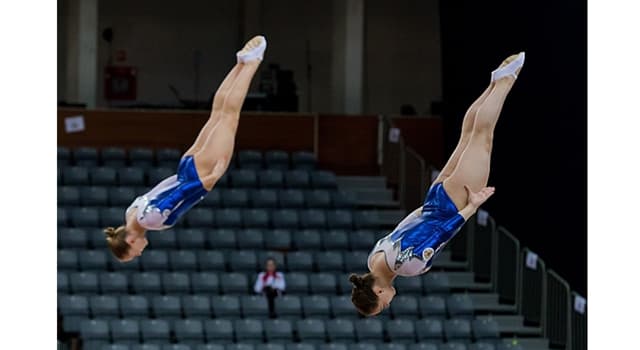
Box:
237;35;267;63
491;52;525;82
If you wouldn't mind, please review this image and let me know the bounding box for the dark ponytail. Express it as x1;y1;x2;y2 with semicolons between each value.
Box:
348;273;378;315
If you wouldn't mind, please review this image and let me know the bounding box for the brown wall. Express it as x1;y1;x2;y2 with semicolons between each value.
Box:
317;115;379;175
390;116;445;169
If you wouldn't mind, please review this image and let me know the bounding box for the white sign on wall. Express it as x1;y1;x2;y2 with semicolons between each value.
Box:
525;251;538;270
65;115;86;133
574;294;586;314
477;209;489;227
388;128;400;143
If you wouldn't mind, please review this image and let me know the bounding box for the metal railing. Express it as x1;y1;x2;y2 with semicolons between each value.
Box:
571;292;587;350
520;247;547;329
471;214;497;285
547;270;572;349
497;226;521;305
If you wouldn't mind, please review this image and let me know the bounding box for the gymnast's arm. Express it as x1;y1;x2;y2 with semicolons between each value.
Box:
443;185;497;233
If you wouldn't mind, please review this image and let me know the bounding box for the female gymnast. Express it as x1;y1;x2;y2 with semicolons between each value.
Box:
103;35;267;262
349;52;525;316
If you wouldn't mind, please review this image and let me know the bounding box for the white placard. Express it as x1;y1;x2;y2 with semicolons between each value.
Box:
476;209;489;227
388;128;400;143
574;294;586;314
525;251;538;270
431;169;441;183
65;115;85;133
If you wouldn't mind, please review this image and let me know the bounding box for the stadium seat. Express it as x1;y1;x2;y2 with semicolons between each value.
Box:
291;151;316;171
272;209;299;228
110;255;141;273
216;209;243;228
140;250;169;271
286;251;314;272
354;318;384;343
78;249;108;271
231;169;258;188
235;318;264;343
326;318;355;343
336;273;354;295
349;344;377;350
110;186;137;206
74;147;99;167
310;171;337;189
118;167;146;186
58;186;80;206
140;319;171;344
447;294;474;318
389;295;420;320
99;272;128;295
264;319;294;343
278;189;305;208
58;207;69;227
100;207;124;227
146;230;176;249
204;319;234;343
264;229;292;250
326;210;353;229
415;319;444;341
119;295;150;319
80;319;110;343
70;272;99;294
169;250;198;271
293;229;322;250
156;148;182;168
195;345;225;350
199;188;221;207
286;345;315;350
244;209;270;229
331;296;359;319
177;228;207;249
90;167;118;186
58;147;71;165
110;319;141;344
222;188;250;208
318;344;348;350
147;167;174;186
264;150;289;170
395;277;423;296
471;319;500;340
162;345;192;350
343;251;369;274
274;295;302;320
298;209;327;229
284;273;309;295
469;345;496;350
131;272;163;295
58;249;78;271
197;251;226;271
219;273;249;294
206;229;237;250
131;345;162;350
101;147;127;167
63;166;90;185
322;230;349;250
305;189;332;208
236;229;265;249
58;272;69;293
229;250;258;272
237;150;263;170
296;318;326;343
59;294;90;318
186;208;216;228
407;345;439;350
440;344;468;350
69;207;100;227
309;273;338;294
302;295;330;318
378;345;408;350
422;273;451;294
174;319;206;344
353;211;379;230
129;148;155;168
183;295;212;319
315;251;344;273
162;272;191;294
258;169;284;188
349;230;375;250
241;295;270;318
59;227;88;249
191;272;220;294
152;295;182;319
225;345;255;350
331;190;357;209
285;170;310;188
419;296;447;318
251;189;279;208
90;295;120;319
386;319;417;344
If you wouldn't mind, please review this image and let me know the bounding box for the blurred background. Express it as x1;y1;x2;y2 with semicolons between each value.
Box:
57;0;586;349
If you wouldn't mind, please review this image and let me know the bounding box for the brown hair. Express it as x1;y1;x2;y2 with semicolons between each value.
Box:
349;273;378;316
104;226;130;260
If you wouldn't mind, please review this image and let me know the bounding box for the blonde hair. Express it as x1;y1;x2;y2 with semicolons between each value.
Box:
104;226;130;260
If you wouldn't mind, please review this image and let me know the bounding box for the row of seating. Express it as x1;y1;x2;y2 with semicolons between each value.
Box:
58;293;473;321
59;148;318;171
58;167;336;189
58;208;380;230
59;228;379;251
57;271;453;296
70;316;500;344
58;187;354;209
92;343;507;350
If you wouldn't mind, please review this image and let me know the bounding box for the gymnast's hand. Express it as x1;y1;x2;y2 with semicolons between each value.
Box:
464;185;496;209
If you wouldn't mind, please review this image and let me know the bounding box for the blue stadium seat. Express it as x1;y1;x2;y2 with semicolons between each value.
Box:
278;189;305;208
330;296;359;319
284;273;309;295
63;166;90;185
146;229;177;249
326;318;355;343
343;251;369;274
58;249;78;271
272;210;299;229
353;211;380;230
419;296;447;318
204;319;234;343
296;318;326;343
191;272;220;294
291;151;316;171
386;319;417;344
90;295;120;319
323;230;349;250
336;273;355;295
354;319;384;343
272;295;302;320
349;343;377;350
235;319;264;343
131;345;162;350
74;147;99;167
447;294;474;318
286;251;314;272
177;228;206;249
58;207;69;227
244;209;270;229
69;207;100;227
147;167;174;187
59;294;90;318
163;345;193;350
258;170;284;188
309;273;337;295
119;295;150;319
78;249;108;271
298;209;327;229
156;148;182;168
169;250;198;271
305;189;332;208
237;150;263;170
222;188;250;208
101;147;127;167
390;295;420;320
110;319;141;344
293;229;322;250
152;295;182;319
226;344;255;350
110;255;141;273
241;295;270;319
70;272;99;294
58;271;69;293
186;208;216;228
302;295;330;318
100;207;124;227
80;319;110;343
349;230;376;250
229;250;258;272
58;186;80;206
326;210;353;229
407;345;439;350
197;251;226;271
230;169;258;188
110;187;137;206
286;345;315;350
378;345;408;350
264;150;289;170
140;250;169;272
206;229;237;250
90;167;118;186
422;273;451;294
174;319;205;345
395;277;423;296
331;190;357;209
318;344;348;350
215;209;243;228
471;319;500;340
250;189;278;208
162;272;191;294
264;229;292;250
99;272;128;295
310;171;337;189
264;319;294;343
285;170;310;188
118;167;146;186
183;295;212;319
195;345;225;350
315;251;344;273
219;273;249;294
415;319;444;342
236;229;265;249
131;272;163;295
129;148;155;169
140;319;171;344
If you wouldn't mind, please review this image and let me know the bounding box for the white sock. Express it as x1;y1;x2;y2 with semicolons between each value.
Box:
491;52;525;81
236;36;267;63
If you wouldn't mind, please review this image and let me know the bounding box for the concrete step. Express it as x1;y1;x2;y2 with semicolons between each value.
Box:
476;315;544;337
